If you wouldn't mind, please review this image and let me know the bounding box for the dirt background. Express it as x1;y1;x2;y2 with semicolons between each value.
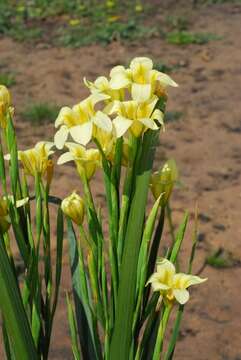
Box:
1;1;241;359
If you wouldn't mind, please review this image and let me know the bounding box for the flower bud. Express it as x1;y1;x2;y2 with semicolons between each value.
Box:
61;192;85;225
46;159;54;186
0;197;11;234
0;85;11;128
150;159;178;206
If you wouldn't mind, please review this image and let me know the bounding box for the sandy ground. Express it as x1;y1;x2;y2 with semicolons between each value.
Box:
0;1;241;359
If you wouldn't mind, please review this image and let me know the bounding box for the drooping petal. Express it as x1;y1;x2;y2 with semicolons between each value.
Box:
92;111;112;132
69;122;93;146
57;152;75;165
173;289;190;304
139;117;159;130
113;116;132;138
157;73;178;88
173;273;207;289
54;126;69;150
152;109;164;126
131;83;152;102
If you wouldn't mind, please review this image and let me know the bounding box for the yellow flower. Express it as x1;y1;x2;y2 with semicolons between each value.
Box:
6;142;55;177
108;15;120;23
0;85;12;128
109;57;178;102
109;96;164;137
147;259;207;305
0;196;29;234
69;19;80;26
57;142;100;180
54;93;112;149
150;159;178;205
106;0;115;8
84;76;124;103
61;192;85;225
135;4;143;12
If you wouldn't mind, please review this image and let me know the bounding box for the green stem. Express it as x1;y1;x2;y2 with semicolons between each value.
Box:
153;305;172;360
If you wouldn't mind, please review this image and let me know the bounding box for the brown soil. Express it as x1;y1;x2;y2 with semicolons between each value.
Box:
1;1;241;359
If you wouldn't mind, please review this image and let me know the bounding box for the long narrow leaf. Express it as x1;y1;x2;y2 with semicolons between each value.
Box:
0;237;37;360
110;130;159;360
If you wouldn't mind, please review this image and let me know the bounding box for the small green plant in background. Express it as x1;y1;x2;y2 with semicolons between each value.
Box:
21;102;59;125
0;73;16;87
166;31;221;45
206;247;239;268
0;0;155;46
165;111;183;123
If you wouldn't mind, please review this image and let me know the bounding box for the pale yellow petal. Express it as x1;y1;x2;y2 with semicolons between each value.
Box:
157;73;178;88
113;116;132;138
54;126;69;150
92;111;112;132
110;73;130;90
173;289;190;304
131;83;152;102
57;152;75;165
69;122;93;146
139;118;159;130
130;57;153;71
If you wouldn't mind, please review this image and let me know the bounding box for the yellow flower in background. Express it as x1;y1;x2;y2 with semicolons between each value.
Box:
147;258;207;305
110;96;164;137
61;192;85;225
5;142;55;177
54;93;112;149
57;142;100;180
69;19;80;26
106;0;115;8
109;57;178;102
0;85;12;128
150;159;178;205
0;196;29;234
135;4;143;12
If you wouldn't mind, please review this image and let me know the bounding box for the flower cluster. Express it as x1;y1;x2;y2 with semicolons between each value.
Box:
54;57;178;180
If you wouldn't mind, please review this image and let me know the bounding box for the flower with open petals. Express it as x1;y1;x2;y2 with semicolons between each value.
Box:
147;259;207;305
110;96;164;138
84;76;124;102
109;57;178;102
54;94;112;149
57;142;100;180
5;142;54;177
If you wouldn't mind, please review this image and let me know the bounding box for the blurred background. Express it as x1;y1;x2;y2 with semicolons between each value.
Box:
0;0;241;359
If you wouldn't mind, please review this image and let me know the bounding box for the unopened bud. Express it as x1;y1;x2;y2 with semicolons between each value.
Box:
61;192;85;225
0;85;11;128
150;159;178;206
0;197;10;234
